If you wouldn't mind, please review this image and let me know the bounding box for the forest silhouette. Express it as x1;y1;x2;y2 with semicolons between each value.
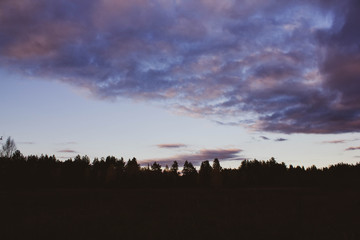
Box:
1;147;359;189
1;137;360;239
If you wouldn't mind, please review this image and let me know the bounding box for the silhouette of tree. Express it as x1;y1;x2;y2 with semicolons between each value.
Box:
114;157;125;178
181;161;197;186
151;162;162;173
182;161;197;176
211;158;222;187
12;150;25;162
1;137;16;157
212;158;222;172
171;161;179;175
102;156;125;185
199;160;213;186
125;158;140;187
125;158;140;174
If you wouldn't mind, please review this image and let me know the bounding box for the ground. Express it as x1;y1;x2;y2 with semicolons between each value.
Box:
1;188;359;239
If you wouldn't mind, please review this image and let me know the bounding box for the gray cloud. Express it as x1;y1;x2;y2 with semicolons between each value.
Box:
323;140;346;144
58;149;77;153
60;141;77;145
1;0;359;134
260;136;270;140
17;141;35;145
157;143;187;149
258;136;287;141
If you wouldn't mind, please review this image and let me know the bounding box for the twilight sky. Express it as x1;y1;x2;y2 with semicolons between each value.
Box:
1;0;360;168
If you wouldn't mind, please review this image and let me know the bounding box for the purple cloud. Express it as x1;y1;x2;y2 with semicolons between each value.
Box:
141;148;243;166
1;0;360;134
157;143;187;149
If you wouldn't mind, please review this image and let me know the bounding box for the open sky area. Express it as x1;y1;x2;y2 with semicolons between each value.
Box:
1;0;360;168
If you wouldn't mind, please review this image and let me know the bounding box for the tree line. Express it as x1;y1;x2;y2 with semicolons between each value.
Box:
1;151;359;188
1;137;360;188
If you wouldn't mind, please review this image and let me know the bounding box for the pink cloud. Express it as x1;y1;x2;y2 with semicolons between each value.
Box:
345;146;360;151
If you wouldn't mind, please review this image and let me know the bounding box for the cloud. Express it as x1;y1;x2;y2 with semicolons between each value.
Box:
345;146;360;151
213;121;242;127
59;141;77;145
141;148;243;166
260;136;270;140
259;136;287;141
323;140;346;144
157;143;187;149
58;149;77;153
1;0;360;134
17;141;35;145
323;138;360;144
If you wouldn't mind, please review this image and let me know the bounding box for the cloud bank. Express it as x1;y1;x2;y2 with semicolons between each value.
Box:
141;148;242;166
1;0;360;134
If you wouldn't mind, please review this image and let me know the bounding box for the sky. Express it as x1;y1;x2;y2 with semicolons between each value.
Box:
1;0;360;168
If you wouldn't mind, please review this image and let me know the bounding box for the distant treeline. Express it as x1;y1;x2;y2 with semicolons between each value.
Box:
1;150;359;188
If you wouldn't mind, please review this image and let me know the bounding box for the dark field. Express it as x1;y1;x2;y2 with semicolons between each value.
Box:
1;188;360;240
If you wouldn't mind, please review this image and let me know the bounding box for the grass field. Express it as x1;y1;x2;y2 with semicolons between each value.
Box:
1;188;359;239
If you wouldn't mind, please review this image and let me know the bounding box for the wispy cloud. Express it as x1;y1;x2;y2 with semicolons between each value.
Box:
323;140;346;144
1;0;360;134
275;138;287;142
17;141;35;145
258;136;287;142
213;121;243;127
57;141;78;145
58;149;77;153
157;144;187;149
141;148;243;166
323;138;359;144
345;146;360;151
260;136;270;140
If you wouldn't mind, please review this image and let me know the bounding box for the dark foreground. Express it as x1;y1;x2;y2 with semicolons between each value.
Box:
1;188;359;240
